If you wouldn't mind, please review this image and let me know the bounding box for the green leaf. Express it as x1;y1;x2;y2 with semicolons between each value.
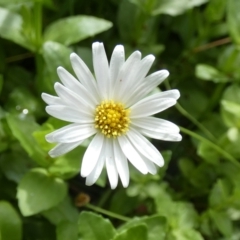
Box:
17;168;67;216
218;133;240;159
118;0;158;45
118;0;141;43
188;163;217;190
195;64;229;83
5;87;44;117
74;47;93;72
48;145;85;179
0;150;35;183
0;0;53;8
113;224;148;240
40;41;73;94
6;114;50;167
78;211;116;240
221;100;240;118
198;141;220;164
209;179;231;208
56;221;78;240
0;201;22;240
218;45;240;79
178;158;195;178
155;200;199;230
42;41;72;70
33;118;86;179
0;7;34;50
204;0;226;22
221;84;240;128
42;196;78;225
32;123;55;152
227;0;240;44
159;150;172;178
118;215;167;240
171;228;204;240
151;0;208;16
209;209;233;237
44;16;112;46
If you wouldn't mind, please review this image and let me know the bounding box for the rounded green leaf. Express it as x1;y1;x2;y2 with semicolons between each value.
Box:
0;201;22;240
171;228;204;240
221;84;240;128
209;210;233;237
78;211;116;240
40;41;73;94
6;114;49;167
151;0;208;16
114;224;148;240
56;221;78;240
44;16;113;46
195;64;229;83
209;179;231;208
118;215;167;240
43;196;78;225
0;7;34;50
17;168;67;216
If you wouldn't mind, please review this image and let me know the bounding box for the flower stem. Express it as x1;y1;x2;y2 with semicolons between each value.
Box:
180;126;240;168
85;203;131;222
164;80;216;142
33;2;42;50
176;103;216;142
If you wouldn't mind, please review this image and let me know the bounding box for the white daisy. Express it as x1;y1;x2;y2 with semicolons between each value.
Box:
42;42;181;189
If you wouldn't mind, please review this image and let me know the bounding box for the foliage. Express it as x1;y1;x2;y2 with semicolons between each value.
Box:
0;0;240;239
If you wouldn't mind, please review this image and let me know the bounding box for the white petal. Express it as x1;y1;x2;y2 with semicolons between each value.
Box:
49;140;83;157
109;45;125;99
105;139;118;189
86;148;105;186
113;50;141;101
131;116;180;133
70;53;100;102
41;93;64;105
141;156;157;174
46;123;96;143
130;98;176;118
118;134;148;174
54;82;94;112
81;133;105;177
132;90;180;107
150;89;180;100
125;70;170;107
127;128;164;167
144;69;169;87
92;42;109;99
113;139;129;188
136;55;155;83
57;67;97;106
46;105;94;123
120;55;155;104
138;128;182;141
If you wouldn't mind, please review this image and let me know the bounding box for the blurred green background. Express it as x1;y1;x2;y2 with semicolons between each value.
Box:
1;0;240;239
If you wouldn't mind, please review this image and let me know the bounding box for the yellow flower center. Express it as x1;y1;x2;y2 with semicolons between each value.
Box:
94;100;130;138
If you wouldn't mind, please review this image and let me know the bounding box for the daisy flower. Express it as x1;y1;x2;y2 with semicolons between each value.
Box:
42;42;181;189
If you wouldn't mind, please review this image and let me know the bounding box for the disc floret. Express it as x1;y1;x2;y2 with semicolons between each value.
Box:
94;100;130;138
